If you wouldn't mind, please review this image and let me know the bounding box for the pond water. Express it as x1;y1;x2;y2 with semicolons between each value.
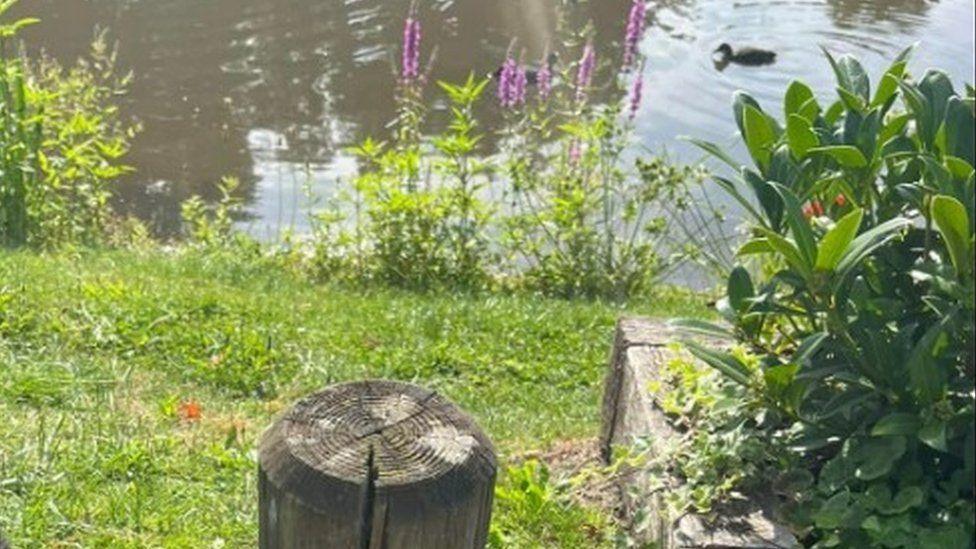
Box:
17;0;976;237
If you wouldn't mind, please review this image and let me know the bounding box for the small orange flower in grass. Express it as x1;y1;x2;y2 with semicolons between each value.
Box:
835;194;847;207
179;399;202;422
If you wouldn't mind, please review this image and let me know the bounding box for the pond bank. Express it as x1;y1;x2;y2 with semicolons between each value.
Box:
0;248;710;546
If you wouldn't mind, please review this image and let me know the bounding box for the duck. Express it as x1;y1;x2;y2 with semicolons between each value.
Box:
490;52;560;85
713;43;777;66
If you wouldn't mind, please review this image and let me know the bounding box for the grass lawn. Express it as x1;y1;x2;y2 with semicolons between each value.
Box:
0;249;711;547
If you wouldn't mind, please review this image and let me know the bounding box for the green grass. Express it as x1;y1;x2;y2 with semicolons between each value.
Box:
0;249;711;547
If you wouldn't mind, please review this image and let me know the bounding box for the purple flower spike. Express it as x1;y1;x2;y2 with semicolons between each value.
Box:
575;42;596;103
497;56;518;108
401;11;422;81
513;63;528;107
537;52;552;101
628;64;645;120
568;140;583;165
622;0;647;70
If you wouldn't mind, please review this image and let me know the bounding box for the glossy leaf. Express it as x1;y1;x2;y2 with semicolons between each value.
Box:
823;48;871;100
919;419;948;452
816;208;864;272
743;104;777;170
737;238;774;256
871;413;920;436
683;341;753;387
669;319;734;340
835;217;911;284
686;138;741;171
757;227;812;279
772;183;818;269
786;114;819;159
743;169;784;230
728;267;755;313
931;195;972;277
810;145;869;168
785;80;817;120
944;96;976;166
907;315;952;404
713;175;766;224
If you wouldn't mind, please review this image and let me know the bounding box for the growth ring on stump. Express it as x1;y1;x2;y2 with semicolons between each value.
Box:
259;380;497;549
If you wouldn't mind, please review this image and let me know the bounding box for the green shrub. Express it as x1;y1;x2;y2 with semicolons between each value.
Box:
1;5;135;249
684;46;975;547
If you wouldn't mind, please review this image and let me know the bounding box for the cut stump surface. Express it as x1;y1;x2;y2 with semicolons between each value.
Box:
259;380;496;549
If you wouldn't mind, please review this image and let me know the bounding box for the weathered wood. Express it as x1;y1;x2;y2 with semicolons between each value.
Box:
259;380;496;549
600;317;798;549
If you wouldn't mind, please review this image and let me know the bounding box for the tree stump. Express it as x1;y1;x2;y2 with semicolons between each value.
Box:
258;380;497;549
600;318;798;548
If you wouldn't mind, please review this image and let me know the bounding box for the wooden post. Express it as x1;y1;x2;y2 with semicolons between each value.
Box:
258;380;497;549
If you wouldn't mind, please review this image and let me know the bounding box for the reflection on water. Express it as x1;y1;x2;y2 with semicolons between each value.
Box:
17;0;976;235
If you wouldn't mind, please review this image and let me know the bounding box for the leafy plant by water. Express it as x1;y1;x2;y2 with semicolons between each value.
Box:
681;46;975;547
302;2;718;298
1;3;135;249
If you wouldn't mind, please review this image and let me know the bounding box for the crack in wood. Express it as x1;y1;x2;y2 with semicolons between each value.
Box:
358;444;379;549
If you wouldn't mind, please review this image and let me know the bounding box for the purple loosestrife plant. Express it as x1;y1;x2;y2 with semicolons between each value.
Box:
622;0;647;70
628;62;645;120
496;56;518;108
575;42;596;104
401;9;422;82
513;61;528;107
497;49;528;109
536;50;552;101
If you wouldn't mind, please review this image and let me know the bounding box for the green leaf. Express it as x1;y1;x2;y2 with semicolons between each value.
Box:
810;145;869;168
835;217;911;284
907;315;952;404
931;195;972;277
944;96;975;166
764;363;799;391
713;175;766;225
872;54;910;108
824;101;845;125
737;238;774;256
733;91;763;137
878;486;924;515
879;112;911;144
685;138;741;172
743;104;777;170
794;332;828;365
743;169;785;230
757;227;812;279
727;266;755;312
814;490;851;529
668;319;734;340
871;413;920;436
772;183;818;269
945;156;975;180
785;80;817;119
837;86;867;112
816;209;864;271
918;419;948;452
854;437;907;480
786;114;820;159
683;341;753;387
832;52;871;100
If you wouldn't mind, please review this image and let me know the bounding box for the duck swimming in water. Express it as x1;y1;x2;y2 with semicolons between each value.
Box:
713;43;777;67
490;52;560;85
